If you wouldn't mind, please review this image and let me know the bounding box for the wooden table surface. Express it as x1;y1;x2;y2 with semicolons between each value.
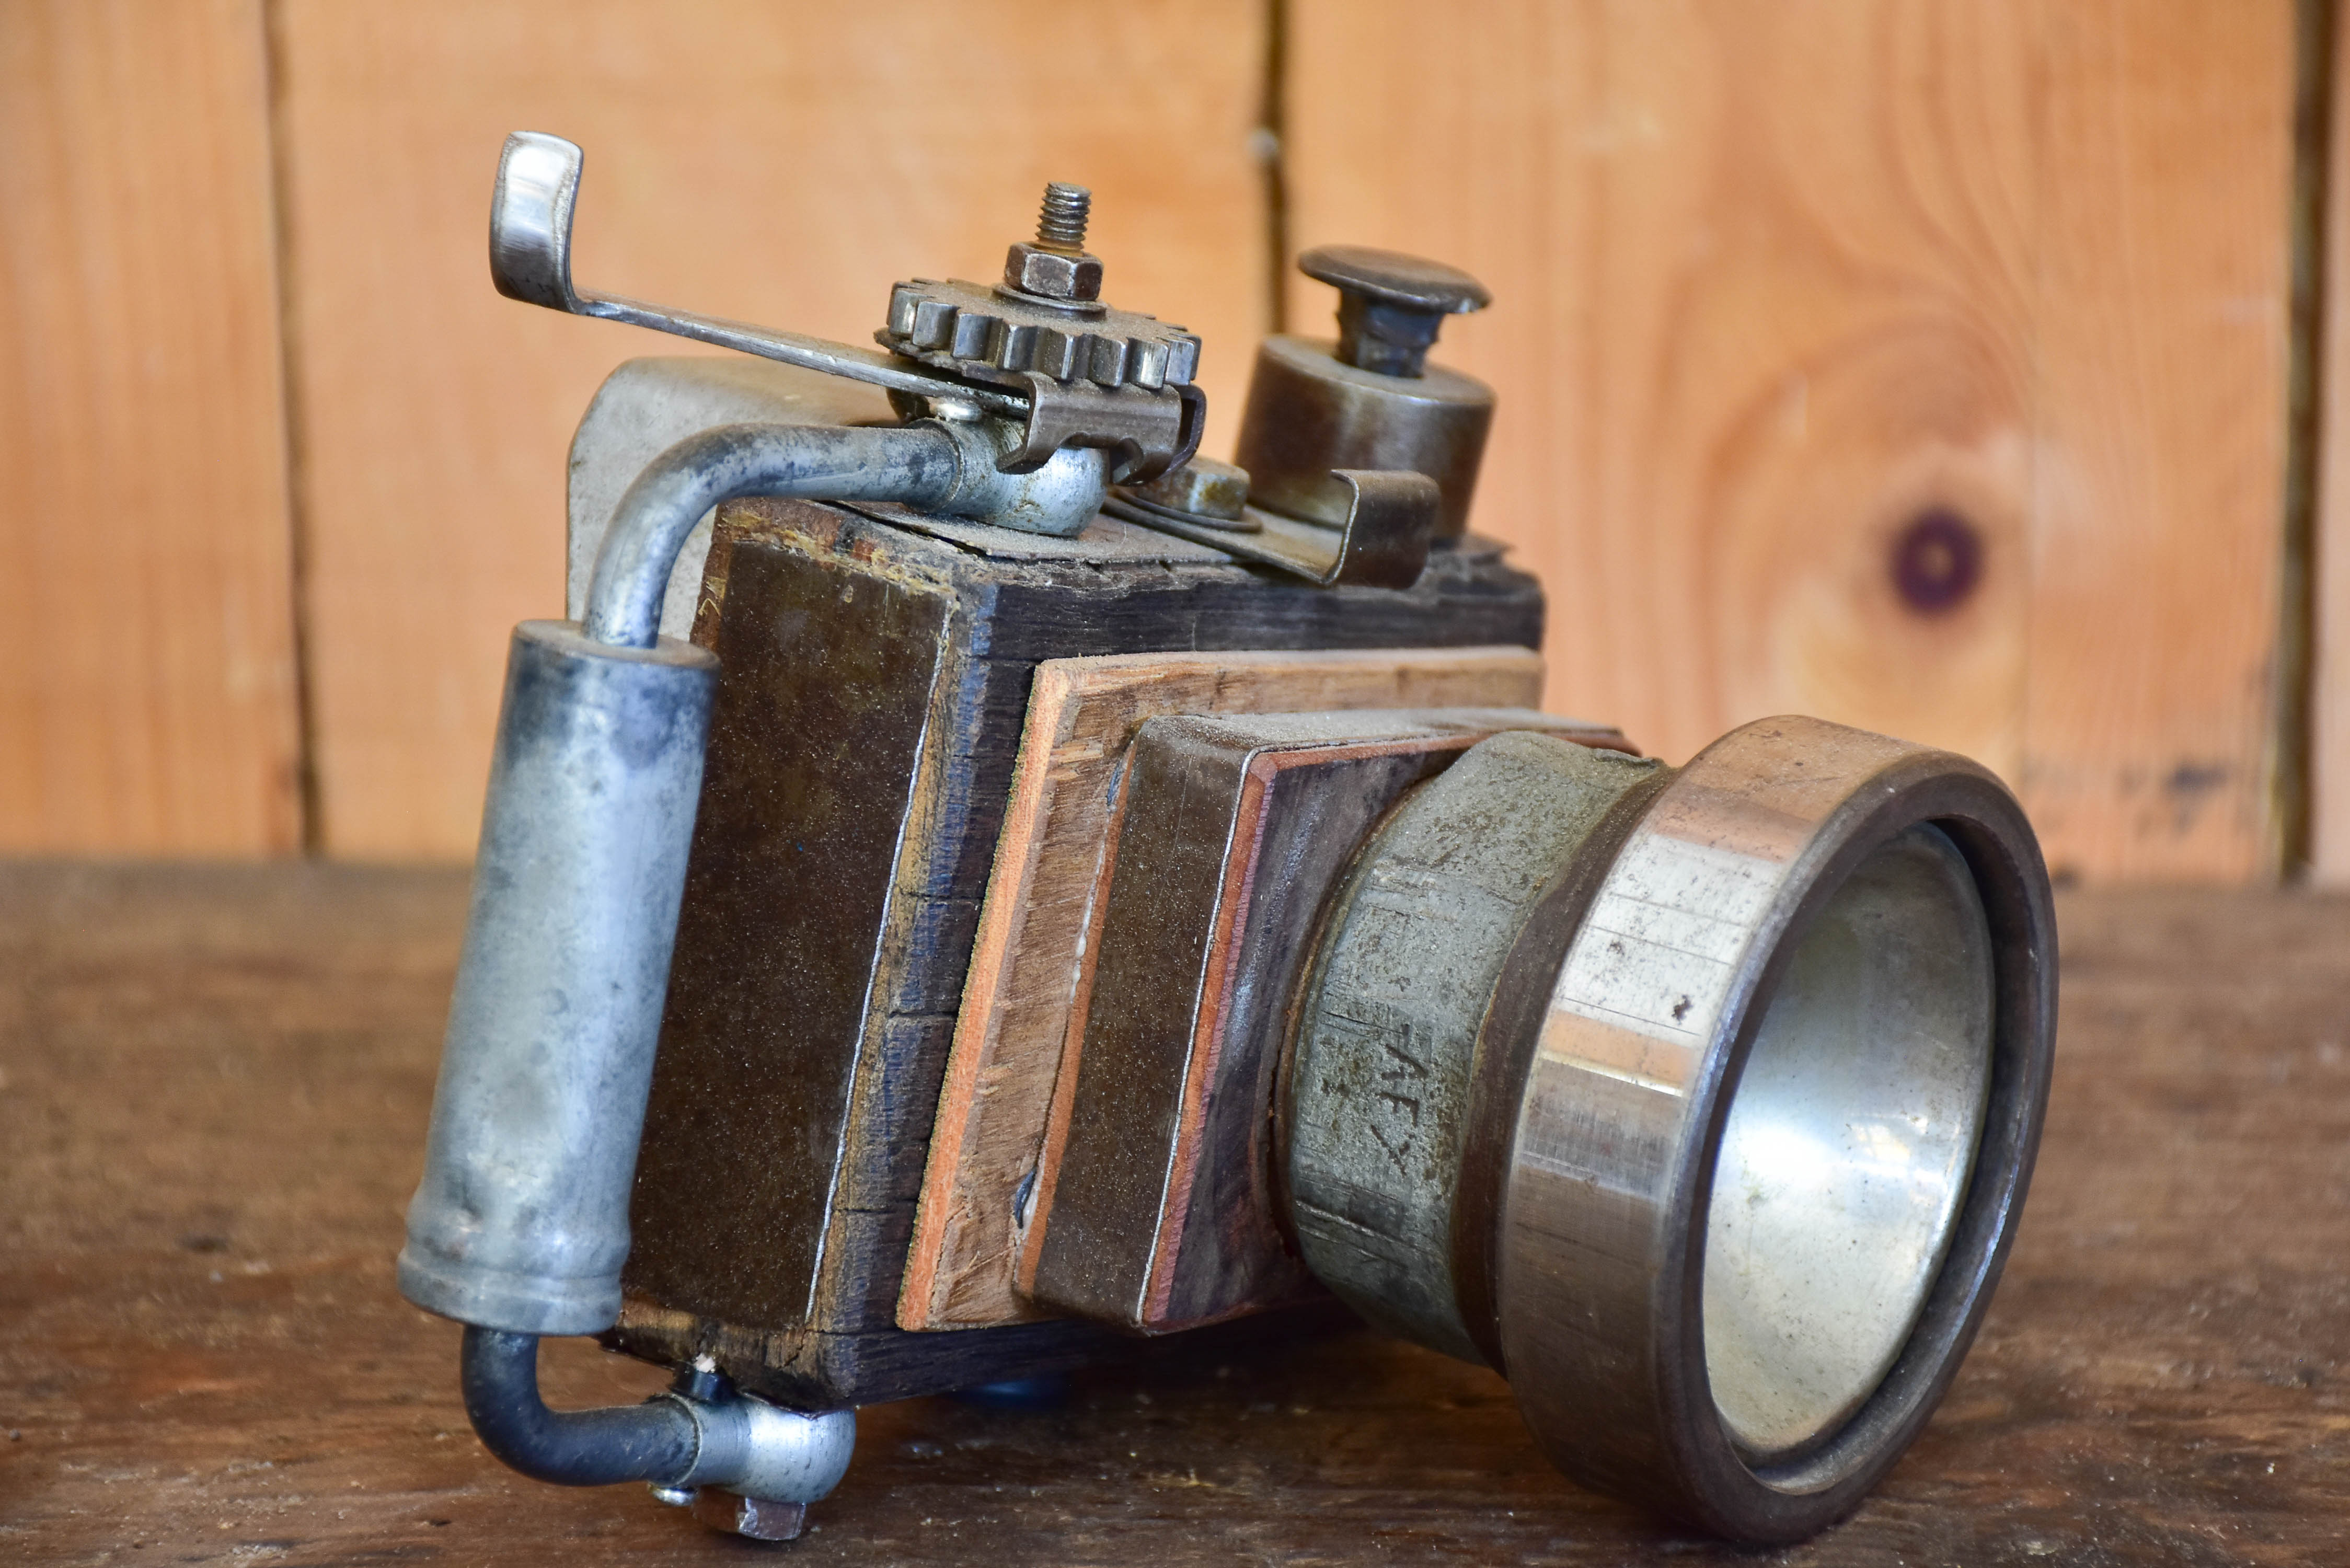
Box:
4;864;2347;1565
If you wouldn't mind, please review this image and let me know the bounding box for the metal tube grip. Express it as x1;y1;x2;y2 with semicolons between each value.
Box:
398;620;717;1335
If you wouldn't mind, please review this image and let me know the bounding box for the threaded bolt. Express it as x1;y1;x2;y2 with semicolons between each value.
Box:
1036;183;1091;250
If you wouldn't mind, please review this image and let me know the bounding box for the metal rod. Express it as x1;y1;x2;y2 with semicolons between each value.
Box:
492;131;1026;417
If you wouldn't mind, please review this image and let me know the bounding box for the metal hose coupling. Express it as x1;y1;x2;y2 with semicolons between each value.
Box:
460;1329;855;1532
1282;716;2057;1541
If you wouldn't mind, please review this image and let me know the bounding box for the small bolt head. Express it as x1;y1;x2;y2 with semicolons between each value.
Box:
1004;241;1103;302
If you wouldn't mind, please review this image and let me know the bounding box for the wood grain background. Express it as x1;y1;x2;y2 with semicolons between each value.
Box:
0;0;301;854
0;0;2329;880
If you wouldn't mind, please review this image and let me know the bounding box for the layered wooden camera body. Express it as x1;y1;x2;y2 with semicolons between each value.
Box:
599;452;1600;1404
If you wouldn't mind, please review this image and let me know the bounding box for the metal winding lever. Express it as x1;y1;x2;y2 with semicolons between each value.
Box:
490;131;1027;417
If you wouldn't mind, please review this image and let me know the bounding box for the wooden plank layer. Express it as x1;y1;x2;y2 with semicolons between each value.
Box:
1283;0;2296;883
898;648;1547;1332
0;0;301;852
272;0;1273;858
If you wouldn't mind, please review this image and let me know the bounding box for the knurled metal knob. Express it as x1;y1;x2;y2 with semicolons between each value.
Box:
1299;245;1490;377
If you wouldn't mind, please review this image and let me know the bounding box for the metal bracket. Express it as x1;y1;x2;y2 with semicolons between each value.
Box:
1105;469;1437;589
1003;375;1203;482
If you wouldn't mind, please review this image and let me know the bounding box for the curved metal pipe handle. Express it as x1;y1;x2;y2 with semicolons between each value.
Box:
487;131;1023;414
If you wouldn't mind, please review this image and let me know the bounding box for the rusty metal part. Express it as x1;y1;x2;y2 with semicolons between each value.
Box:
1278;716;2056;1543
1299;246;1490;378
876;169;1219;482
1024;711;1637;1334
1231;336;1493;542
1104;468;1436;589
996;371;1204;482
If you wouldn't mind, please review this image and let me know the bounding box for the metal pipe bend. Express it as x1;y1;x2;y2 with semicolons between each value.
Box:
460;1327;700;1487
582;421;962;649
581;417;1115;649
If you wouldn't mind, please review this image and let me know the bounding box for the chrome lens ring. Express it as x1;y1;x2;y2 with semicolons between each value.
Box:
1493;716;2056;1542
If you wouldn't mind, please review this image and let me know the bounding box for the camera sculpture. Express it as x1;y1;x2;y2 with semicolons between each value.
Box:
398;132;2058;1545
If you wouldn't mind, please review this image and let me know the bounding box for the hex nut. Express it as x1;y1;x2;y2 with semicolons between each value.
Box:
1004;241;1103;302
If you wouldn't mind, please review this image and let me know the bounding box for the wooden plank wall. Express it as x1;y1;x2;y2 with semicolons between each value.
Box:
1285;0;2297;884
0;0;301;854
0;1;2320;881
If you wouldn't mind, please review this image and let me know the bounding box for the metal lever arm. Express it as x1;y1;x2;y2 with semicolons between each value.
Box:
492;131;1025;418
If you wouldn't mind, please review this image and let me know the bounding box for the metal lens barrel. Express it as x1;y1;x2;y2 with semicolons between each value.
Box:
398;620;718;1336
1284;716;2057;1542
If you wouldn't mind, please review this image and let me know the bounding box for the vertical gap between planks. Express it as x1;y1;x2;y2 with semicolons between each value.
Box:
1259;0;1291;335
260;0;325;856
2278;0;2337;877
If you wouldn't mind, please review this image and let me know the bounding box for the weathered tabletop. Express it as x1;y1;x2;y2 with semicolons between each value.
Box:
3;864;2347;1565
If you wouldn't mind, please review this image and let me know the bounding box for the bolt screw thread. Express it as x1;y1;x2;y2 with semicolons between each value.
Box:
1036;183;1091;250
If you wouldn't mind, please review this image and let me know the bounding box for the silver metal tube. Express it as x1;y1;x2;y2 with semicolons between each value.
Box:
405;414;1110;1336
398;620;719;1334
582;421;962;648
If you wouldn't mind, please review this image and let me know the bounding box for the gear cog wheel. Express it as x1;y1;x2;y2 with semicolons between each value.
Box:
881;277;1201;392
